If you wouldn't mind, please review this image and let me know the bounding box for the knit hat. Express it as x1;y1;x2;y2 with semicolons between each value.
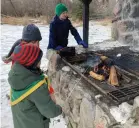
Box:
22;24;42;42
55;3;68;16
11;44;43;68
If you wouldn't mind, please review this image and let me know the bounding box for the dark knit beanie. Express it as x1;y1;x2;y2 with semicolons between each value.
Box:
55;3;68;17
11;44;43;67
22;24;42;42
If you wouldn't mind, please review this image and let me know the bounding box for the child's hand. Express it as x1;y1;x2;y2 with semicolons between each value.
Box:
79;41;88;48
55;45;63;50
50;93;56;103
2;56;12;63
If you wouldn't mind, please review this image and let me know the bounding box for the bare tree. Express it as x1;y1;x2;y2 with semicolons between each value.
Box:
8;0;18;16
1;0;72;19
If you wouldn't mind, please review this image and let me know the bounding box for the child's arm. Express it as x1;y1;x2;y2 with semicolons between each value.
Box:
69;20;82;44
29;83;62;118
69;20;88;48
2;56;12;63
2;39;21;64
7;39;21;57
48;85;56;103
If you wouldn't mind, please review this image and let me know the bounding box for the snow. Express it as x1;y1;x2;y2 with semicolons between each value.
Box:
1;21;126;128
110;102;133;124
62;66;71;72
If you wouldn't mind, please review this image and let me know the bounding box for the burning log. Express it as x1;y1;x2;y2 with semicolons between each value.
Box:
89;71;105;81
108;66;119;86
88;55;120;86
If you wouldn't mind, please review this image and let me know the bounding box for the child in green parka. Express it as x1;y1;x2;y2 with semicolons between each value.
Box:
8;43;62;128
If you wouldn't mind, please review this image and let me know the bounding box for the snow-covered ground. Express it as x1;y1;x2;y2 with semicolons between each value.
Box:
1;21;126;128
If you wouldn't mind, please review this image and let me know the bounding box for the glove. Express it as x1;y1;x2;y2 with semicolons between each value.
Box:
55;45;64;50
79;41;88;48
2;56;12;64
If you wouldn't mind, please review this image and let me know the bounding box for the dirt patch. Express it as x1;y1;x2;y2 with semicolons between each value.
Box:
1;15;49;25
1;15;112;27
92;17;113;26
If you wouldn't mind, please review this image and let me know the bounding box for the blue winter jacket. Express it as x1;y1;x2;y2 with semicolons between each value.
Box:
47;16;83;50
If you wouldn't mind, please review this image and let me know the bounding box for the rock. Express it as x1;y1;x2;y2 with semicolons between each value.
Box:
117;20;134;33
131;0;139;4
79;97;95;128
71;88;83;100
62;101;71;115
94;105;111;128
71;99;82;123
111;22;119;40
117;53;122;57
62;66;70;72
59;72;70;92
130;4;139;18
122;2;131;19
130;39;139;52
132;107;139;124
70;110;80;124
68;79;82;93
55;71;61;85
135;19;139;30
74;65;85;73
131;96;139;124
133;96;139;109
110;102;133;124
133;38;139;46
95;94;102;103
84;93;92;101
119;34;134;44
113;0;139;48
68;117;77;128
61;88;69;98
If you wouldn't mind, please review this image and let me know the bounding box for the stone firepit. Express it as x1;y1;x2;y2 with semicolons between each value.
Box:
48;45;139;128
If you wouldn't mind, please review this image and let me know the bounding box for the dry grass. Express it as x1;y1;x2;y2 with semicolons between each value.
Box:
1;15;83;26
71;19;83;27
94;17;113;26
1;15;112;26
1;15;49;25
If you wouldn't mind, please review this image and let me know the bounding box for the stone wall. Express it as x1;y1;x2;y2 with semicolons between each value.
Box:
112;0;139;51
50;60;139;128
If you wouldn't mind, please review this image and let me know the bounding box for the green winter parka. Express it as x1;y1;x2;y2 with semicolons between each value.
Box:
8;63;62;128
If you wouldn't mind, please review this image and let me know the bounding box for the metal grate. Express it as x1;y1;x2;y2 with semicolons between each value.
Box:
62;52;139;105
108;84;139;104
64;54;87;64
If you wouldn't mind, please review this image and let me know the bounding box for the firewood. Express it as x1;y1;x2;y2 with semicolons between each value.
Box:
100;55;108;61
89;71;105;81
108;66;119;86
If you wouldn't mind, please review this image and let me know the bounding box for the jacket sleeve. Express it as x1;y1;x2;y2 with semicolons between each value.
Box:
48;23;58;49
69;20;82;44
7;39;21;57
29;83;62;118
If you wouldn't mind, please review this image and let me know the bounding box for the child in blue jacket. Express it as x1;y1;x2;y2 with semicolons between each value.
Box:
47;3;88;78
47;3;88;50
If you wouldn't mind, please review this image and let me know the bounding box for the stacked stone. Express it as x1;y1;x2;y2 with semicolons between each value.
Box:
51;65;139;128
115;0;139;50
